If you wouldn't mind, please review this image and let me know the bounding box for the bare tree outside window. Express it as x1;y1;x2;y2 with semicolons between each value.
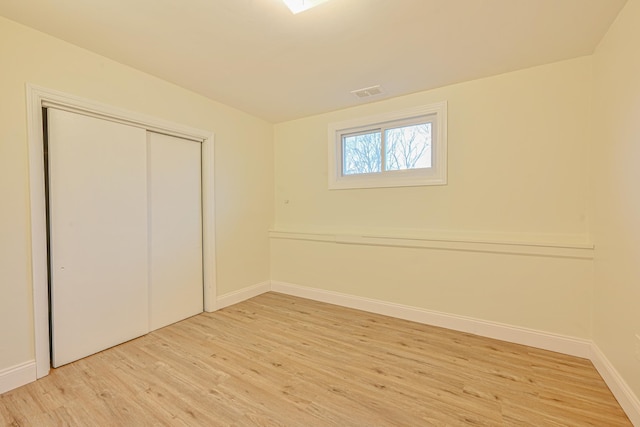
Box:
329;102;446;189
341;124;431;175
342;131;382;175
385;123;432;171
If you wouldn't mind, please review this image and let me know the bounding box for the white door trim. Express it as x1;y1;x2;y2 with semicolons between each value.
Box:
26;84;217;379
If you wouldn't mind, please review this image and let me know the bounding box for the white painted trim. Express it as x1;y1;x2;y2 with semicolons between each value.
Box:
216;281;271;310
0;361;36;395
270;281;640;421
36;86;209;142
270;281;592;358
270;229;594;260
201;135;217;312
26;84;216;378
26;85;52;379
216;281;639;423
11;273;639;424
591;344;640;426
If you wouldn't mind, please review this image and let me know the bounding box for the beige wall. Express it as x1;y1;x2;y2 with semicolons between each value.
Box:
592;0;640;398
4;2;638;407
272;57;594;338
0;16;273;370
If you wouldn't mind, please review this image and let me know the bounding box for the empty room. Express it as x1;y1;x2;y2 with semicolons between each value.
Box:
0;0;639;425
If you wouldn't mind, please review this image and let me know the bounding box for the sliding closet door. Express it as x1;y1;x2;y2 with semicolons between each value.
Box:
48;109;149;368
148;132;203;330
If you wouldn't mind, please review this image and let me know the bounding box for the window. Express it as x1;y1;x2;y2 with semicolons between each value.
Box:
328;102;447;189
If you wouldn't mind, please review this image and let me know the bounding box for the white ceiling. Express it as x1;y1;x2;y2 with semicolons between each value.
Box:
0;0;627;123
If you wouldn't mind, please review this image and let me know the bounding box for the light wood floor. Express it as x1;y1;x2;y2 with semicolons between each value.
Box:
0;292;631;426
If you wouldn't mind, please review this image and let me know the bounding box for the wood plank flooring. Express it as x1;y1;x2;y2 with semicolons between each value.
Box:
0;292;632;426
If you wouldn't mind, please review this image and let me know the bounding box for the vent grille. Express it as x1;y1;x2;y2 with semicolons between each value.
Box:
351;85;384;98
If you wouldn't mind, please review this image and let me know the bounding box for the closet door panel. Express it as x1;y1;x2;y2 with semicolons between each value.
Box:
48;109;149;367
148;132;203;331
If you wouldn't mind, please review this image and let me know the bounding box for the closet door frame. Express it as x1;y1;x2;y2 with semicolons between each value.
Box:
26;84;217;379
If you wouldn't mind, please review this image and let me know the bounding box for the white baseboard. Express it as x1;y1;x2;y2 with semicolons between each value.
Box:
270;281;640;423
0;361;36;395
8;280;634;422
215;281;271;310
591;344;640;426
270;281;592;358
213;280;590;358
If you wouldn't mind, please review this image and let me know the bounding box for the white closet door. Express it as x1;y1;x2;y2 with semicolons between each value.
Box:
48;109;149;368
148;132;203;331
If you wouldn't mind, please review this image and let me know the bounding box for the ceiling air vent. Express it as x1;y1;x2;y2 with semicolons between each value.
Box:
351;85;384;99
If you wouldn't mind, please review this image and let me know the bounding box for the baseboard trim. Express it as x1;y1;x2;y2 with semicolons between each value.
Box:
7;281;634;422
591;344;640;426
270;281;640;423
215;281;271;310
0;361;36;395
270;281;592;359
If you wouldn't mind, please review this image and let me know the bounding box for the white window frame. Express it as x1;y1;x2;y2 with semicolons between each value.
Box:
328;101;447;190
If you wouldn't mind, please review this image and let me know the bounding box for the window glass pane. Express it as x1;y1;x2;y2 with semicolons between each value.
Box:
342;131;382;175
384;123;432;171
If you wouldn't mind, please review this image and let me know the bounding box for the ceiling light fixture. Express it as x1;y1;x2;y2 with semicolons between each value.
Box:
281;0;331;14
